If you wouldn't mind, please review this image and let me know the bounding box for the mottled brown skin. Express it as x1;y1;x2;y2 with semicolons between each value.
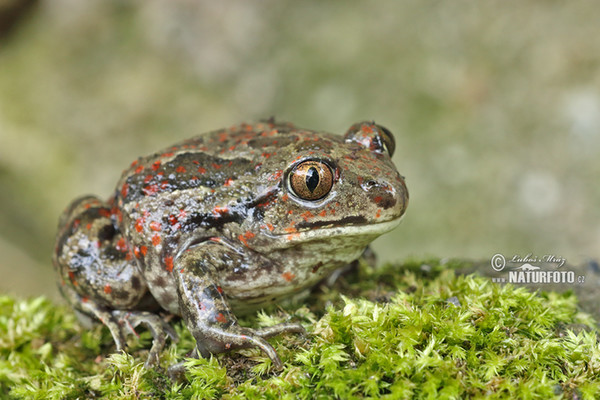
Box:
53;120;409;368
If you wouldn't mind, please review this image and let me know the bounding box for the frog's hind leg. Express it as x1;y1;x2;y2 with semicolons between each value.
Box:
53;195;177;366
60;282;177;367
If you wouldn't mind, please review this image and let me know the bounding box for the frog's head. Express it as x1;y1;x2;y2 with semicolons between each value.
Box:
254;121;408;255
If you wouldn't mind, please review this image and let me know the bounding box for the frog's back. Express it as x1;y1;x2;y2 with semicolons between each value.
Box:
115;121;302;207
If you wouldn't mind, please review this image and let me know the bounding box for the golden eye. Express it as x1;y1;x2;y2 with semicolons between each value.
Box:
289;161;334;201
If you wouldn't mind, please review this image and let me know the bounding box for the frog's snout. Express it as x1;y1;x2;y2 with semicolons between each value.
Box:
362;174;408;219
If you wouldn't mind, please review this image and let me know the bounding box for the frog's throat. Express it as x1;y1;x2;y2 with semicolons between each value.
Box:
273;215;404;245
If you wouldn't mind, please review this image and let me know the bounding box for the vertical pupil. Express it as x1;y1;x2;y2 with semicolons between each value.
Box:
305;166;320;192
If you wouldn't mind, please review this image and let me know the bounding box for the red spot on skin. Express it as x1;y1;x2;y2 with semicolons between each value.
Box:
125;252;133;261
281;271;295;282
216;313;227;323
150;221;161;231
261;152;271;158
152;161;161;171
113;207;123;223
269;170;283;181
211;163;221;170
99;208;111;218
224;178;233;186
134;246;141;258
72;219;81;229
319;209;327;217
376;209;381;218
143;184;159;196
216;286;223;294
104;284;112;294
116;237;127;252
192;160;200;165
135;219;143;233
81;296;89;303
284;226;297;234
301;211;314;221
130;160;138;167
361;125;374;134
68;271;77;285
179;209;187;219
281;194;289;202
168;215;178;225
160;180;169;189
152;234;161;246
176;166;186;173
121;183;129;197
144;175;153;184
198;167;207;174
266;223;274;232
210;237;221;243
134;165;144;174
213;206;229;216
238;231;255;246
218;132;228;142
374;196;383;205
140;246;148;256
286;232;300;240
164;256;174;272
162;152;174;157
86;223;92;230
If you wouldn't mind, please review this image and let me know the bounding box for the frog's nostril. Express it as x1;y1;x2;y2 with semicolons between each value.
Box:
364;180;378;188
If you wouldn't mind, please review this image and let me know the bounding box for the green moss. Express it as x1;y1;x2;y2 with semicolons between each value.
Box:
1;260;599;399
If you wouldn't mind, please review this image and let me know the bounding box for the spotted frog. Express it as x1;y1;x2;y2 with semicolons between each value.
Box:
53;121;408;368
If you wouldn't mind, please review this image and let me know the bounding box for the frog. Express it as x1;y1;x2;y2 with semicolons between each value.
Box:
53;120;409;369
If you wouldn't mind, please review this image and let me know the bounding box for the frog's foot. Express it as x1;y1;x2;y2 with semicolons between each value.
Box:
112;310;179;368
193;323;304;370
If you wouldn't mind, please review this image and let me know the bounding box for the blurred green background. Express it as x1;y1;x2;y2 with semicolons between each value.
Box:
1;1;599;300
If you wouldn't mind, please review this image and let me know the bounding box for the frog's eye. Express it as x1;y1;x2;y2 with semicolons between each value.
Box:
378;125;395;157
288;160;334;201
344;121;396;157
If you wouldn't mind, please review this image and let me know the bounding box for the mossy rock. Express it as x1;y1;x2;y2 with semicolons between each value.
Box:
1;259;599;399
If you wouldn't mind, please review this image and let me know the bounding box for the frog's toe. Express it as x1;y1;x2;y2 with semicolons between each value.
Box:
244;323;305;369
112;310;178;367
102;313;128;352
76;299;128;351
245;335;284;369
253;322;306;338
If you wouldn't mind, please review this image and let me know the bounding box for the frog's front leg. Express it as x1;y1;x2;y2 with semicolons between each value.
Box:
174;242;305;369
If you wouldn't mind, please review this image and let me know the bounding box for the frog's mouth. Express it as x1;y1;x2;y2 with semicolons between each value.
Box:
271;215;404;245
